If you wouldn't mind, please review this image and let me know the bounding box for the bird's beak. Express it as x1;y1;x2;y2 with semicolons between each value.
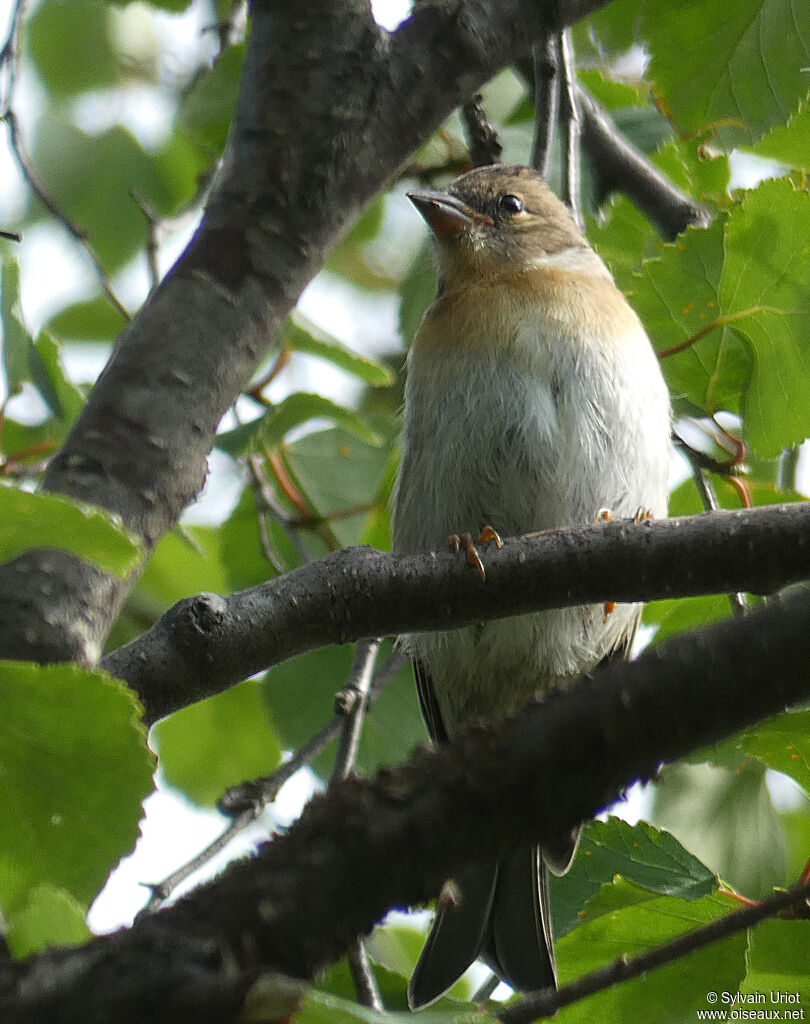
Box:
407;189;494;239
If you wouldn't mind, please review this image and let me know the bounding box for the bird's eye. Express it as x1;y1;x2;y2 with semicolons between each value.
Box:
498;193;524;216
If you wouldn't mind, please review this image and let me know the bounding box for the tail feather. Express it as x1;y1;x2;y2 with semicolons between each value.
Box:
408;845;558;1010
486;845;557;994
407;862;498;1010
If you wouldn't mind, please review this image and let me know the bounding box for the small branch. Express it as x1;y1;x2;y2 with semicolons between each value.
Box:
498;880;810;1023
575;83;712;239
516;57;711;238
347;943;384;1011
131;188;162;293
138;806;259;916
101;503;810;725
0;228;20;242
558;28;582;227
329;640;385;1010
690;466;748;617
461;94;503;166
530;33;559;177
330;638;382;786
139;648;406;912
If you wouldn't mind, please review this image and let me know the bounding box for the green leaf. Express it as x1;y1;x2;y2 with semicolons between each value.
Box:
611;105;674;155
633;180;810;455
739;710;810;797
752;100;810;172
48;295;128;341
0;418;61;467
552;818;716;937
227;396;381;455
28;1;119;95
556;886;746;1024
105;0;193;9
644;594;730;644
742;919;810;1002
32;123;199;272
283;317;395;387
719;179;810;455
153;680;283;807
399;241;436;344
178;44;244;157
299;988;484;1024
642;0;810;147
577;70;646;111
650;761;786;898
283;426;394;549
0;486;142;576
577;0;643;58
264;642;425;783
587;197;657;283
5;884;91;959
653;138;731;201
1;260;34;396
0;661;154;915
218;486;288;593
33;331;86;424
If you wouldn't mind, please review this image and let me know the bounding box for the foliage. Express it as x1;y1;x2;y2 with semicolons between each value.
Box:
1;0;809;1019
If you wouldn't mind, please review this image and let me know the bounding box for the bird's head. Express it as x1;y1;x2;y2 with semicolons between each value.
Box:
407;164;590;289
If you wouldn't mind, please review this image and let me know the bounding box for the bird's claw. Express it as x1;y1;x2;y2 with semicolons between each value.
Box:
448;525;502;582
594;509;616;621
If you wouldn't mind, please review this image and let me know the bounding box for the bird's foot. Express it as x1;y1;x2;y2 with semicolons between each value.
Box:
448;525;502;582
594;508;617;621
634;506;655;523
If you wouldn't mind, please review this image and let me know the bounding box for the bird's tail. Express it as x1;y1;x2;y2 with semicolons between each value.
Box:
407;844;557;1010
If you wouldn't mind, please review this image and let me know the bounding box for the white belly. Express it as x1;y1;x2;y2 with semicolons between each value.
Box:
393;315;670;733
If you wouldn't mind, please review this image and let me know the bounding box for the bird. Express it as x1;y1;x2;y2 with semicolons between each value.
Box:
392;163;671;1010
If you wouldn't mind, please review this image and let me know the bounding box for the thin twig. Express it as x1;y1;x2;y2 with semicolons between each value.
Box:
1;111;131;321
138;649;407;913
574;83;712;239
475;973;502;1003
558;28;582;228
131;188;162;293
329;638;384;1011
0;229;20;242
330;638;382;786
461;94;503;167
246;453;297;572
530;33;559;177
137;806;259;916
519;57;712;240
498;880;810;1023
690;464;747;617
348;943;384;1012
0;0;130;319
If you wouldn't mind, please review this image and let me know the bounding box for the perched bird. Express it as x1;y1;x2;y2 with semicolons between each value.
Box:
392;164;671;1009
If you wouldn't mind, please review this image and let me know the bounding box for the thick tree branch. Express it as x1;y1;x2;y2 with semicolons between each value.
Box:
0;0;614;668
4;586;810;1023
101;503;810;724
574;84;713;238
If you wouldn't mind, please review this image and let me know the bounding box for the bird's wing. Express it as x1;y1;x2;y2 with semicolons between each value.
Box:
413;658;449;744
